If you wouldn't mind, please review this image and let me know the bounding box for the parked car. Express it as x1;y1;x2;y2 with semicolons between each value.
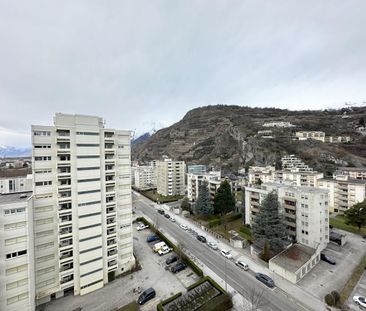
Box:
164;214;170;219
320;253;336;265
138;287;156;305
153;242;167;252
220;249;233;259
197;235;207;243
180;224;188;230
158;246;173;256
146;235;159;243
171;262;187;273
166;255;179;265
235;261;249;271
157;209;165;215
255;273;275;288
207;241;218;250
170;217;176;222
362;235;366;240
137;224;149;231
353;296;366;307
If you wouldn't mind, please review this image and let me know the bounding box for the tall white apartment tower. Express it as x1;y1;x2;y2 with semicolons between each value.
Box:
31;113;134;305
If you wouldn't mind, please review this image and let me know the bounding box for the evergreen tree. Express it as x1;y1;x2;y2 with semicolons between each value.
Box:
213;180;235;216
195;180;213;216
181;196;190;212
252;191;287;253
344;200;366;230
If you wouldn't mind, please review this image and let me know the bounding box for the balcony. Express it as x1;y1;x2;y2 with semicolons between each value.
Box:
60;215;72;224
107;217;116;225
60;250;73;260
59;226;72;235
58;155;71;165
59;238;73;248
106;196;115;205
106;176;115;184
108;259;117;267
59;191;72;202
107;248;117;256
106;207;116;214
60;262;74;272
57;130;70;141
107;238;117;246
105;155;115;164
107;228;116;235
59;179;71;190
60;274;74;284
59;202;72;212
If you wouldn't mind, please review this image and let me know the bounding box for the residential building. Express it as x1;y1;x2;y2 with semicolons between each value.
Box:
245;182;329;251
156;158;185;196
0;192;35;311
262;121;295;128
324;136;351;143
31;113;134;305
133;165;157;190
0;168;32;194
295;131;325;142
187;165;207;174
335;167;366;180
247;166;275;185
318;175;366;213
281;154;313;172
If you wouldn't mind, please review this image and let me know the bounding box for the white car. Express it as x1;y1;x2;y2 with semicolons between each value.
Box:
235;260;249;271
353;296;366;308
158;246;173;256
136;224;149;231
207;241;218;250
180;224;188;230
170;217;176;222
220;249;233;259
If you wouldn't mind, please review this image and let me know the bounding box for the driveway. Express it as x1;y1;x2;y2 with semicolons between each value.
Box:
347;271;366;311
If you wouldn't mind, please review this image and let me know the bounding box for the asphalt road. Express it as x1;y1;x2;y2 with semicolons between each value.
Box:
133;193;311;311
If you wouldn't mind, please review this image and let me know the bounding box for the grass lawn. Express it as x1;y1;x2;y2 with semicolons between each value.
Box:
140;190;183;203
118;301;139;311
210;218;252;241
330;215;366;235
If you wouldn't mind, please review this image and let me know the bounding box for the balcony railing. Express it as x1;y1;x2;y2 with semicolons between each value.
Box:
107;228;116;235
60;251;73;260
59;239;73;248
108;249;117;256
60;227;72;235
60;263;74;272
61;275;74;284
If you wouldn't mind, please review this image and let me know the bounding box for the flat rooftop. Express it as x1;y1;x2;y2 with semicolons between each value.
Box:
270;244;316;273
0;168;32;178
0;192;32;204
318;177;366;185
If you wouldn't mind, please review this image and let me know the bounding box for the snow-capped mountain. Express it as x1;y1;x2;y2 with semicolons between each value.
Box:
0;145;32;157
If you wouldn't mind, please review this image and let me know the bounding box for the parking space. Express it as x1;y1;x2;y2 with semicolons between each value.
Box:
298;230;366;300
347;271;366;310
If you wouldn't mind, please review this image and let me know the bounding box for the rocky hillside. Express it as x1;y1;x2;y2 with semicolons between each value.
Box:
132;105;366;175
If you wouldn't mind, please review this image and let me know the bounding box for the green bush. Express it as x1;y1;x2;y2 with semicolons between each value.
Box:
325;293;335;306
156;292;183;310
182;254;203;277
331;290;340;305
187;276;225;293
228;213;242;222
208;219;222;228
197;293;233;311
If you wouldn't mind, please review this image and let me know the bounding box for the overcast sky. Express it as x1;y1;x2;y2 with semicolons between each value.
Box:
1;1;365;147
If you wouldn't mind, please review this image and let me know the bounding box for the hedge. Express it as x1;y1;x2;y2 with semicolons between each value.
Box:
228;213;242;222
197;293;233;311
187;276;225;293
208;219;222;228
156;292;182;311
181;254;203;277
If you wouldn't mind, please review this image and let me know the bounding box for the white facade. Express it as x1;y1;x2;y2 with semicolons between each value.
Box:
0;175;32;194
31;113;134;305
295;131;325;142
245;182;329;251
336;167;366;180
156;158;185;196
247;166;275;185
134;166;157;190
187;171;221;201
281;155;313;172
0;192;35;311
262;121;295;128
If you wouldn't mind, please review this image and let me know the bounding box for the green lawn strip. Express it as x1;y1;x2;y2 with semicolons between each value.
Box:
140;190;183;203
330;215;366;235
339;255;366;305
117;301;139;311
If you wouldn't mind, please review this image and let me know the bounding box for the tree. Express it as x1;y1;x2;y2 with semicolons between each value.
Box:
344;200;366;230
195;180;213;216
181;196;190;211
324;293;335;306
213;180;235;216
251;191;287;254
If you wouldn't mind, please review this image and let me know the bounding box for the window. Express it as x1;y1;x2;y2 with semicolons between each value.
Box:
36;242;54;250
80;279;103;290
78;200;101;207
79;212;101;219
80;245;102;254
76;143;100;147
34;145;51;149
34;156;51;161
5;236;27;245
6;278;28;290
79;234;102;242
80;268;103;278
35;181;52;186
4;221;26;230
36;218;53;225
79;223;101;230
77;155;100;159
80;256;103;266
6;249;27;259
34;131;51;136
76;132;99;136
78;189;100;195
77;178;100;183
6;264;28;275
77;166;100;171
7;292;29;305
4;207;25;215
36;254;54;263
37;266;55;276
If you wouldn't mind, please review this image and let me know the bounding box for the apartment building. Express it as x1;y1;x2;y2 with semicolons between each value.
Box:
0;192;35;311
187;165;207;174
262;121;295;128
247;166;275;185
281;154;313;172
133;165;157;190
187;171;221;202
336;167;366;180
295;131;326;142
156;158;185;196
324;136;351;143
245;182;329;251
0;168;32;194
318;175;366;213
31;113;134;305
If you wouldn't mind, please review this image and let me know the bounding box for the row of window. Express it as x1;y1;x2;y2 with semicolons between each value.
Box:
80;234;102;242
79;212;101;219
35;181;52;186
77;155;100;159
78;189;101;195
4;207;26;215
80;245;102;254
76;131;99;136
77;144;100;147
6;249;27;259
80;267;103;278
34;131;51;136
5;236;27;245
78;200;101;207
35;156;51;161
4;221;26;230
77;166;100;171
7;292;29;305
80;279;103;290
35;169;52;174
35;145;51;149
6;278;28;290
80;256;102;266
79;223;101;230
78;178;100;183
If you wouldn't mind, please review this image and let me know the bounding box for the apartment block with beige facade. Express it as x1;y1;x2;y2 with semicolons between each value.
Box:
0;168;32;194
336;167;366;180
296;131;325;142
156;158;186;196
133;165;157;190
31;113;134;305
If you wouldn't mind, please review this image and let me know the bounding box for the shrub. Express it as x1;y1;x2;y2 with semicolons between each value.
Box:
156;292;183;310
325;293;335;306
187;276;225;293
197;293;233;311
182;254;203;277
228;213;242;222
331;290;340;305
208;219;221;228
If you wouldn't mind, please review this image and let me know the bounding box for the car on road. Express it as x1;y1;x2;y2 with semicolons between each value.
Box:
235;260;249;271
170;217;176;222
164;214;170;219
138;287;156;305
207;241;218;250
353;296;366;307
166;255;179;265
146;235;159;243
137;224;149;231
180;224;188;230
255;273;275;288
171;262;187;273
197;235;207;243
320;253;336;265
220;249;233;259
157;209;165;215
158;246;173;256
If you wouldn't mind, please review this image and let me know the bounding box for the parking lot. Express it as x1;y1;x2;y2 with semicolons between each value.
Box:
299;230;366;301
347;271;366;310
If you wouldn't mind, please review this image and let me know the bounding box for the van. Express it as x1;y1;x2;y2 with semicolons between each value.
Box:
138;287;156;305
153;241;166;252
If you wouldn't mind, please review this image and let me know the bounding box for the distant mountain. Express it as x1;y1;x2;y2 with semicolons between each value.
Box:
0;145;32;157
132;105;366;175
132;132;151;145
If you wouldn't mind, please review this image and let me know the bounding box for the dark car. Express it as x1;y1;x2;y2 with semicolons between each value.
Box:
157;209;165;215
166;254;179;265
164;214;170;219
171;262;187;273
255;273;275;288
196;235;207;243
138;287;156;305
146;235;159;243
321;253;336;265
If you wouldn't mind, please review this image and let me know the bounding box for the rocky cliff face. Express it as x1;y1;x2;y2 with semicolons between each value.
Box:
132;105;366;175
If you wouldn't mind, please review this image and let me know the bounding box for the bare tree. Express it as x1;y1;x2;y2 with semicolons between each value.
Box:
242;287;266;311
